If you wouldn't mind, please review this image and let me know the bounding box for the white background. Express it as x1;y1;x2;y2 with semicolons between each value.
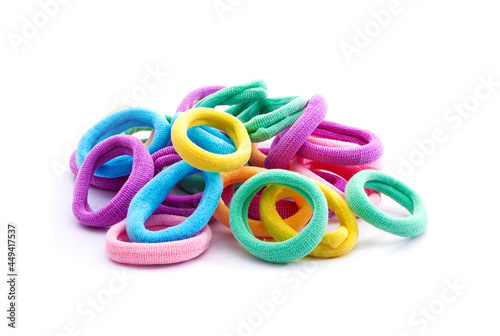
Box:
2;0;500;335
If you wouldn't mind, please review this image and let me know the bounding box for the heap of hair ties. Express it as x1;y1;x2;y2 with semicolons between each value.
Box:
70;79;428;265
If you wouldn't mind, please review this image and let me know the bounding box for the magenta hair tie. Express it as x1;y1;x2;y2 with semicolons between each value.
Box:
72;135;154;227
272;120;383;166
176;85;226;112
265;94;327;169
106;215;212;265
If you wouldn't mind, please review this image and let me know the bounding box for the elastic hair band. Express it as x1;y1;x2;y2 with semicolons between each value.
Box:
345;170;428;237
273;119;383;166
72;135;154;227
229;169;329;263
126;160;222;243
105;215;212;265
214;166;312;238
226;96;307;142
171;108;251;172
76;106;170;178
265;95;327;169
260;182;358;258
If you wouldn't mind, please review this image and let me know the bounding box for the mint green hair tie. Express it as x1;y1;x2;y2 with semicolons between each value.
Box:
345;170;428;237
227;96;307;142
229;169;328;263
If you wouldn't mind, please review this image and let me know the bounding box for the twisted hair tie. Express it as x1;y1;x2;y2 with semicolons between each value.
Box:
273;120;383;166
171;108;251;172
260;182;358;258
177;85;226;112
229;169;328;263
106;215;212;265
345;170;428;237
126;160;222;243
76;106;171;178
72;135;154;227
214;166;312;238
264;94;327;169
290;157;382;207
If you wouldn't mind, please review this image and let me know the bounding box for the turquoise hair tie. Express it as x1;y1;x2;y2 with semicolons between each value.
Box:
229;169;329;263
76;107;171;178
345;170;428;237
126;160;222;243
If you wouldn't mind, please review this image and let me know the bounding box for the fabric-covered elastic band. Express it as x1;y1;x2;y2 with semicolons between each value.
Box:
72;135;154;227
106;215;211;265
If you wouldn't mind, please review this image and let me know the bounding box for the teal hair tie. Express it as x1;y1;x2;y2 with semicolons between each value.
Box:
345;170;428;238
229;169;328;263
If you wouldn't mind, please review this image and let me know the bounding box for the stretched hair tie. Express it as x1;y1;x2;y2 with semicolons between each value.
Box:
345;170;428;237
72;135;154;227
76;106;171;178
171;108;251;172
229;169;328;263
260;182;358;258
126;160;222;243
106;215;212;265
264;95;327;169
214;166;312;238
272;119;383;166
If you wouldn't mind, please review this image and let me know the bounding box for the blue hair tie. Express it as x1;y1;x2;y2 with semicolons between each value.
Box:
126;160;223;243
76;107;171;178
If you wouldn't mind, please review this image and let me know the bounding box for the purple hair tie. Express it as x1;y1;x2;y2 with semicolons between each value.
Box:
70;151;127;191
265;94;327;169
72;135;154;227
176;85;226;112
287;120;384;166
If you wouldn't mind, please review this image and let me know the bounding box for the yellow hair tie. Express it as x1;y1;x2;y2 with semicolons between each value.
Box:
260;182;358;257
171;108;251;172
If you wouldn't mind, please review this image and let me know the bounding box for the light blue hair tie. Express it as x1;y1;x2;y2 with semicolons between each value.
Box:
126;160;222;243
76;107;171;178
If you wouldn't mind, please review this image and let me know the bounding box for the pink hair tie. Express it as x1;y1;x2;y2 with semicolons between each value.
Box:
105;215;211;265
72;135;154;227
290;157;382;206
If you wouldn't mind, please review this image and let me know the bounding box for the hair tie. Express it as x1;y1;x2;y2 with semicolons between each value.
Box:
106;215;211;265
226;96;307;142
345;170;428;237
126;160;222;243
260;182;358;258
249;144;269;168
171;108;251;172
214;166;312;238
177;85;226;112
264;95;327;169
76;106;170;178
194;79;267;109
72;135;154;227
275;120;383;166
229;169;329;263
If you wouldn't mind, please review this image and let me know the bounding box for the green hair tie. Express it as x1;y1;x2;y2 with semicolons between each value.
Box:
345;170;428;238
229;169;328;263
